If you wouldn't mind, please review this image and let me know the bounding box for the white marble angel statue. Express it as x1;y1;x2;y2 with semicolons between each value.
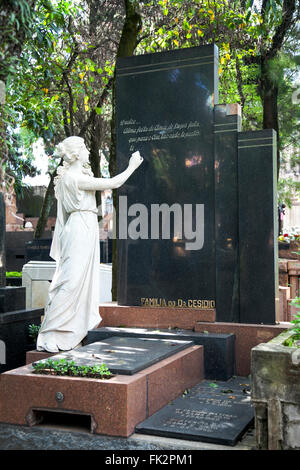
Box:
37;136;143;353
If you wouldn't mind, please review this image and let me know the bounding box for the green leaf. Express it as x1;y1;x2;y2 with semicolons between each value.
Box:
209;382;219;388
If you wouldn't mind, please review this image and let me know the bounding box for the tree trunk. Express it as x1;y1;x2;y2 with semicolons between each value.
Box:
260;58;280;178
34;173;55;239
109;0;142;301
89;114;102;207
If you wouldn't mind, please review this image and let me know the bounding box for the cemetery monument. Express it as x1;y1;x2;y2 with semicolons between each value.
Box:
0;44;286;448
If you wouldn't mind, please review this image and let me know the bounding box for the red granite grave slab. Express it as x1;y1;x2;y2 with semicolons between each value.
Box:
194;322;288;377
26;350;56;364
0;345;203;437
98;302;215;330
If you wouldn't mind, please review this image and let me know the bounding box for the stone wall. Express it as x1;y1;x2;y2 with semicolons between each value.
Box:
251;331;300;450
278;259;300;322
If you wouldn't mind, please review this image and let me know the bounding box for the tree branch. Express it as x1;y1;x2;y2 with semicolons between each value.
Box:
62;72;75;135
78;77;113;137
267;0;297;60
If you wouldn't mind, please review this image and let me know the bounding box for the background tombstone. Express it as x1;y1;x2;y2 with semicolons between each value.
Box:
0;193;42;373
116;44;278;325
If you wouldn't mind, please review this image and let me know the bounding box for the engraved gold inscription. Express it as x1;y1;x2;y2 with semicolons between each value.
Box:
140;298;215;309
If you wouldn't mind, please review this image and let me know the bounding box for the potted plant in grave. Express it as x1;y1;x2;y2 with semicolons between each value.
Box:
5;271;22;287
28;324;41;349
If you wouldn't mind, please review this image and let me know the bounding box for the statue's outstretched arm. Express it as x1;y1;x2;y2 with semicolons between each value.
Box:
78;151;143;191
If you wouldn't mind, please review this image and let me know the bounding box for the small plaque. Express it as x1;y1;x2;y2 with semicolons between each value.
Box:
136;377;254;446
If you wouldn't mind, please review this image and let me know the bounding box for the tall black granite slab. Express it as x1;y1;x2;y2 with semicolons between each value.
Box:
87;327;235;380
214;104;241;322
0;192;5;288
116;45;219;307
34;337;194;375
238;130;278;324
135;376;254;446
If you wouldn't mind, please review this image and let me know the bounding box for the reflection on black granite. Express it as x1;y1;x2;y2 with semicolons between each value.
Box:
117;46;218;307
116;45;278;324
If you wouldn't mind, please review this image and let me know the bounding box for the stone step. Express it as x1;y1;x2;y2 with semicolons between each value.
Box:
135;376;254;446
87;326;235;381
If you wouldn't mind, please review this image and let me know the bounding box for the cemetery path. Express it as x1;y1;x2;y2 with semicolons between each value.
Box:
0;423;254;451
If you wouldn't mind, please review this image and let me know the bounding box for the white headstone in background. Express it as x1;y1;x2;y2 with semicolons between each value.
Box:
22;260;112;309
22;261;56;309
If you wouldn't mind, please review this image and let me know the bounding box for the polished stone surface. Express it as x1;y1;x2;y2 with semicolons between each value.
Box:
214;105;241;322
238;130;278;324
36;337;194;375
136;377;254;446
116;45;219;307
87;326;235;380
98;302;215;330
116;45;277;325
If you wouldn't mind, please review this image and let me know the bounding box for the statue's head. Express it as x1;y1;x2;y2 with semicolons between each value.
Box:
55;136;88;164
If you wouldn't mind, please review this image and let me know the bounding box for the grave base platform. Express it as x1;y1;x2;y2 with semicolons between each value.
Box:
98;302;215;330
96;304;289;377
0;345;203;437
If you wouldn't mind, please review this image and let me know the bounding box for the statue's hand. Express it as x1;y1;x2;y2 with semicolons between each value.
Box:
129;151;143;170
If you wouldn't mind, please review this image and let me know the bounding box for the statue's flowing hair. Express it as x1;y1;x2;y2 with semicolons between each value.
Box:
55;136;85;164
54;136;93;191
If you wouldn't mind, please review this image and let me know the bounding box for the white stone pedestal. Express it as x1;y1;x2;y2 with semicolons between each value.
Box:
22;261;112;309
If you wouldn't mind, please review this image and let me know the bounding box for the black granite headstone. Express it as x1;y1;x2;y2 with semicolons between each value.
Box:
238;130;278;324
136;377;254;446
35;337;194;375
117;45;218;309
116;44;278;324
214;104;241;322
0;308;43;373
0;286;26;313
